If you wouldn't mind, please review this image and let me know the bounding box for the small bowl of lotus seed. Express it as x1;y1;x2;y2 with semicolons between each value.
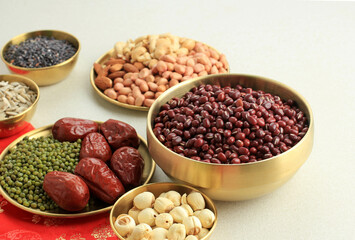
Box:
110;182;217;240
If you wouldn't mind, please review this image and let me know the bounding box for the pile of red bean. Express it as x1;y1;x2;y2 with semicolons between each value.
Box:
153;84;308;164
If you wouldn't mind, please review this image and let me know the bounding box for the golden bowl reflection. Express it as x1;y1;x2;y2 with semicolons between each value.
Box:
147;73;314;201
0;74;40;138
110;182;217;240
1;30;80;86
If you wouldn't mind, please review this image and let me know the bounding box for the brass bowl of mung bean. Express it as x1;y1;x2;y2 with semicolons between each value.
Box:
0;124;155;218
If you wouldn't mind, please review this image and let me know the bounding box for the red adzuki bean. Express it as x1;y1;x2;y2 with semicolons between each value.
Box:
154;84;308;164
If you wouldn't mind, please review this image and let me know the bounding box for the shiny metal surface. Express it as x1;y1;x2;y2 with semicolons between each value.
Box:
0;124;156;218
147;74;314;201
1;30;80;86
110;182;217;239
0;74;40;138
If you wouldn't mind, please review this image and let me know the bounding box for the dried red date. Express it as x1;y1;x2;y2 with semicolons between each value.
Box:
80;132;112;162
43;171;90;212
74;157;125;204
52;117;99;142
110;146;144;188
101;119;140;149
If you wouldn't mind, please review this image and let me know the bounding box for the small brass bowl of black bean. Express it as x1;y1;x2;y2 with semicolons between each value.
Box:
1;30;80;86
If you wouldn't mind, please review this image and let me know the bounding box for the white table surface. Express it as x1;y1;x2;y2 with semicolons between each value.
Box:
0;1;354;239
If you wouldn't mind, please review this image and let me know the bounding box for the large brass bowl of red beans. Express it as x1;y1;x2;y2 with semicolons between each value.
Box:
147;74;314;201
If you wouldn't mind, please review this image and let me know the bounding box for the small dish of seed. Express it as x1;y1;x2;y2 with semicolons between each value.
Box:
0;80;37;120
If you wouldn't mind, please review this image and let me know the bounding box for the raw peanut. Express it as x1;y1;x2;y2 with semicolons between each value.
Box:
194;64;205;73
119;87;132;95
139;68;150;79
205;64;211;73
93;63;102;75
182;39;196;50
185;66;194;76
209;49;219;59
140;82;149;92
156;61;168;72
176;57;188;65
151;65;159;75
135;78;145;86
197;55;210;66
114;77;124;84
108;71;125;79
95;76;112;90
127;96;135;105
114;82;124;91
167;63;174;71
157;78;168;86
162;71;172;79
210;58;218;65
219;54;229;69
117;95;128;103
155;92;163;99
186;58;195;67
124;63;139;73
128;92;133;97
148;82;158;92
205;50;211;57
169;79;179;88
195;45;205;53
198;71;208;76
123;78;133;87
148;59;158;69
210;65;219;74
135;95;145;106
109;63;123;72
160;55;176;63
181;76;191;82
177;47;188;56
145;75;155;83
104;88;118;99
174;64;186;75
131;73;139;81
133;62;145;70
105;58;126;65
188;50;196;56
132;87;142;98
191;73;198;78
219;68;227;73
155;76;161;82
157;85;167;92
124;73;133;80
144;99;155;107
144;91;155;99
170;72;182;80
215;62;223;69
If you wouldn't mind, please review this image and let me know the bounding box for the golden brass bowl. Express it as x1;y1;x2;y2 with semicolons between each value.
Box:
90;39;229;112
110;182;217;240
147;74;314;201
0;123;156;218
1;30;80;86
0;75;40;138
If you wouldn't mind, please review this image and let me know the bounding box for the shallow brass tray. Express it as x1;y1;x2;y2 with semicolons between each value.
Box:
90;42;229;112
0;123;156;218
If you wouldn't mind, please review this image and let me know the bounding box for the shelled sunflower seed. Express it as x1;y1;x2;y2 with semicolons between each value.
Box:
0;81;37;120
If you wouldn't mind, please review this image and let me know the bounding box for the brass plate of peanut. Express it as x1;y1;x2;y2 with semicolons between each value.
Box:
90;33;229;111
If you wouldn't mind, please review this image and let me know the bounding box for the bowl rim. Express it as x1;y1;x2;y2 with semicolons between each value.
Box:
0;123;156;218
0;74;40;122
147;73;314;166
109;182;218;239
0;29;81;71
